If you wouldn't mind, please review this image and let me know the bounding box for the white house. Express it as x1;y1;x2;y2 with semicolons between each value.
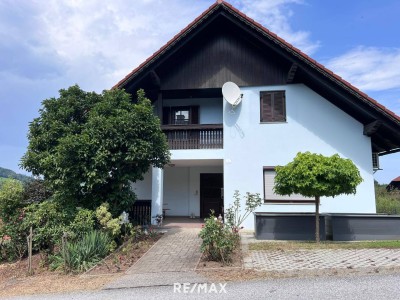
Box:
114;1;400;229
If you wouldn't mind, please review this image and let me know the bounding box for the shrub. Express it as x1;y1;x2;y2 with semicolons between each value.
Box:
0;179;27;260
199;214;237;264
67;208;95;238
22;178;52;204
375;181;400;214
0;219;27;261
50;230;111;272
0;179;24;223
376;196;400;214
22;200;71;253
95;203;121;238
225;190;262;233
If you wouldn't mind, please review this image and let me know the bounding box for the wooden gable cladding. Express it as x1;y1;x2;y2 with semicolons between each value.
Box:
157;18;288;90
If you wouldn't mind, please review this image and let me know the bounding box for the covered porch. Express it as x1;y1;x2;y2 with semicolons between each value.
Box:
131;158;224;225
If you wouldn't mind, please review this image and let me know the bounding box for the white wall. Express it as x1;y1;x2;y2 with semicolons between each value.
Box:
130;169;152;200
223;84;376;229
163;98;223;124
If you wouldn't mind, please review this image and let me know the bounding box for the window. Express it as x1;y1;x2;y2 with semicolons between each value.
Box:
162;106;199;125
263;167;314;203
173;109;190;125
260;91;286;122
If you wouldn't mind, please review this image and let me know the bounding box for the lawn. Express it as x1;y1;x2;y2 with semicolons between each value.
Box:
249;240;400;251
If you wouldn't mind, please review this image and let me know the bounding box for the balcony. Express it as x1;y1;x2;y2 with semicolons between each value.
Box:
162;124;223;150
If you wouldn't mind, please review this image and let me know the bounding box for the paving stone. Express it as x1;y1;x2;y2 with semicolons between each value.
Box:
105;227;205;289
245;249;400;272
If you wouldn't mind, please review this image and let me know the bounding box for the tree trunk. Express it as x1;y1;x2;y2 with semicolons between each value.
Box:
315;195;320;243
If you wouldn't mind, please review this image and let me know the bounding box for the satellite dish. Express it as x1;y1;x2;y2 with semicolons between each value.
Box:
222;81;242;107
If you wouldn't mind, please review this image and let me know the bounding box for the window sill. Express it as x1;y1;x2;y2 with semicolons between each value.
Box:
259;121;287;124
264;200;315;205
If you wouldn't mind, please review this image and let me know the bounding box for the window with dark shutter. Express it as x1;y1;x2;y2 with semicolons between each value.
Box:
263;167;315;203
260;91;286;122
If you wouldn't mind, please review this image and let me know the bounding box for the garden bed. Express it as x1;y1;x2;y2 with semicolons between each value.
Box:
0;231;162;297
196;247;243;270
85;232;162;275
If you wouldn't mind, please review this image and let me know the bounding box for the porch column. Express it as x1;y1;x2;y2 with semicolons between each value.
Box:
151;167;164;225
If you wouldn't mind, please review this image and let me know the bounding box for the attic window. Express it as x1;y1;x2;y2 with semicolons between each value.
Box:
260;91;286;123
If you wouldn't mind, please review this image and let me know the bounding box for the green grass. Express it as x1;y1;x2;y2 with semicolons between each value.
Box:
249;240;400;251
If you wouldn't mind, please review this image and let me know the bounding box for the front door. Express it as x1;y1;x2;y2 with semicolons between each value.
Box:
200;173;223;218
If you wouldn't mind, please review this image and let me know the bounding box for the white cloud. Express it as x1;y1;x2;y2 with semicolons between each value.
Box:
0;0;320;93
326;46;400;92
0;0;210;91
230;0;320;55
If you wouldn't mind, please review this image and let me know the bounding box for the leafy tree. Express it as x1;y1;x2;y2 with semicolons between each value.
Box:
23;178;53;204
274;152;363;242
21;86;170;213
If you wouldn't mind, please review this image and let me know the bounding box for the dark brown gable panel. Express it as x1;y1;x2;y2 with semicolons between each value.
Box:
158;21;288;90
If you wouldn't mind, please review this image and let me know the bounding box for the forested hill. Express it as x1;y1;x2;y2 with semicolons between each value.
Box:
0;167;32;182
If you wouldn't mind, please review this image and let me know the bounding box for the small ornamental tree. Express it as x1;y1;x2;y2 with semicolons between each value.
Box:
274;152;363;242
21;86;170;213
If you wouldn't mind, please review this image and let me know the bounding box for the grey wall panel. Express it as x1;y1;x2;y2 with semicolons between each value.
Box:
332;215;400;241
255;214;326;241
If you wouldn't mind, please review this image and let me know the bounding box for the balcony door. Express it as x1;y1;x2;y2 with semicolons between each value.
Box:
200;173;223;218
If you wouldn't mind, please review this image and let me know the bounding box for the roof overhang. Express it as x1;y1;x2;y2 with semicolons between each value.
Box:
113;0;400;155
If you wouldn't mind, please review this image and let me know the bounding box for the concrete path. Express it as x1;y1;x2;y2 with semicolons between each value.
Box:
104;227;207;289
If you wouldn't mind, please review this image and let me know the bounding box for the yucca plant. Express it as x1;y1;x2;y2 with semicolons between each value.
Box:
51;230;112;272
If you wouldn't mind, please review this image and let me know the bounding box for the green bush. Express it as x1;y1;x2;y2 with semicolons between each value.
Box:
225;190;262;233
375;181;400;214
0;179;27;260
376;196;400;214
22;178;52;204
0;219;27;261
95;203;121;238
0;179;24;223
67;208;95;238
199;213;238;264
50;230;111;272
22;200;71;253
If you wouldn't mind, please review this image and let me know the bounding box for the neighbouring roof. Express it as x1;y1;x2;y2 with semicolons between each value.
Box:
391;176;400;183
114;0;400;155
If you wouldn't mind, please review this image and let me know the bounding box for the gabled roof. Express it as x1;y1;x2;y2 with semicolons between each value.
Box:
114;0;400;155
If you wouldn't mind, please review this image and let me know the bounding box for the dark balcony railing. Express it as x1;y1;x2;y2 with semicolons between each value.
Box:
162;124;223;150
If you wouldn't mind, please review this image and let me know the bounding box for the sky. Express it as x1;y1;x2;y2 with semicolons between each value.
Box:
0;0;399;183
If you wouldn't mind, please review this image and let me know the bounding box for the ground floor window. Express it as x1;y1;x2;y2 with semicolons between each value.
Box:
263;167;315;204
